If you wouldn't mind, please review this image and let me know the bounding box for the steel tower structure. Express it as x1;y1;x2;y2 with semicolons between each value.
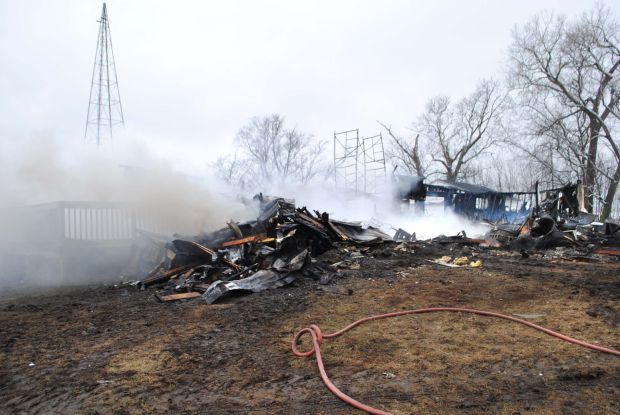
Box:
334;129;360;192
85;3;124;145
334;129;386;195
361;133;387;194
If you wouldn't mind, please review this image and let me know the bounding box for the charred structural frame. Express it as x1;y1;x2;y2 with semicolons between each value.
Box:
394;175;589;224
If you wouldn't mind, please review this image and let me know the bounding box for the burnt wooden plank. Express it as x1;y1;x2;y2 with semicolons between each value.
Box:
155;292;202;302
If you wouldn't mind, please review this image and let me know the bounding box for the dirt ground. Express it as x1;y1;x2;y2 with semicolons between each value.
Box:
1;242;619;414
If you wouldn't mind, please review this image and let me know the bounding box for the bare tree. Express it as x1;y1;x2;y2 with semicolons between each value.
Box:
509;5;620;219
213;151;246;187
477;153;538;192
215;114;328;188
378;122;430;177
419;80;508;182
510;102;590;188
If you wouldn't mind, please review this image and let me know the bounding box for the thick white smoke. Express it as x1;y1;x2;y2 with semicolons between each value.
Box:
260;181;491;240
0;134;254;233
0;133;255;290
0;133;488;291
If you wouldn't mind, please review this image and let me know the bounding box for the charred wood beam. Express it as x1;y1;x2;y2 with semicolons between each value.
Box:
220;234;274;248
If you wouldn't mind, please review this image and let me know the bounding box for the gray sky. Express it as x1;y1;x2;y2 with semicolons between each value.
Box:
1;0;617;174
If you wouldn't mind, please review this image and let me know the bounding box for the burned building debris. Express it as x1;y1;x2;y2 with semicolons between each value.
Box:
138;186;620;305
393;175;426;213
140;195;392;303
6;177;613;298
428;180;535;223
4;191;618;415
394;175;535;224
392;176;611;231
390;175;620;262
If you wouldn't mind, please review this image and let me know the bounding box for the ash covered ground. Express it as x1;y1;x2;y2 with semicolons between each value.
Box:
1;240;618;414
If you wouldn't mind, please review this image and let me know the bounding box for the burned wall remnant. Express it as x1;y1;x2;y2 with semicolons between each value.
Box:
393;175;535;224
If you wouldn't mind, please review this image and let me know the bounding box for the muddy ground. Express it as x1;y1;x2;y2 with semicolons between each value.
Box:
1;242;619;414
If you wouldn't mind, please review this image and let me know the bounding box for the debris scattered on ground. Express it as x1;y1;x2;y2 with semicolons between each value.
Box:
427;256;483;268
139;195;391;303
453;256;470;266
393;228;416;242
134;186;619;304
4;204;619;414
155;292;202;302
482;184;620;253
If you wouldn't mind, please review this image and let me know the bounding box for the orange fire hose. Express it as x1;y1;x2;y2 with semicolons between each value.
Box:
292;307;620;415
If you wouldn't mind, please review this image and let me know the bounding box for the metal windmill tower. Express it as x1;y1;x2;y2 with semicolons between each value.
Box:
85;3;124;145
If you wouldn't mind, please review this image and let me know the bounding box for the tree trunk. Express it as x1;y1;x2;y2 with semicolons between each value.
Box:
583;118;601;213
599;162;620;221
584;119;600;213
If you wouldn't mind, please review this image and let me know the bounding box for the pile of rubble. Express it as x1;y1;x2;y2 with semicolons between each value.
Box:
140;195;391;303
427;216;620;257
484;185;620;253
136;188;620;304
